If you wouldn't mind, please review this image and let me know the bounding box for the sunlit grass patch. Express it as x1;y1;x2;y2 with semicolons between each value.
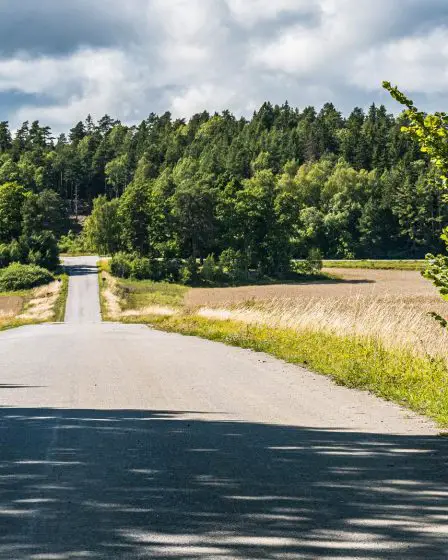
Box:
323;259;426;271
117;279;188;310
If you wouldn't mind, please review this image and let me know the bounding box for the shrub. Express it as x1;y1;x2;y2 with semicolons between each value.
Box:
0;243;11;268
219;248;248;284
0;240;27;269
59;231;88;254
9;239;25;263
0;263;54;292
201;254;219;283
181;256;200;285
110;253;133;279
131;257;155;280
307;247;323;272
163;258;183;283
26;231;60;271
293;248;323;275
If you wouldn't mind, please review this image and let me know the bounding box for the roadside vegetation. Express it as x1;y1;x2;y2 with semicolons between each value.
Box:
0;263;54;291
0;181;70;328
140;315;448;427
0;272;68;330
323;259;426;271
100;262;448;426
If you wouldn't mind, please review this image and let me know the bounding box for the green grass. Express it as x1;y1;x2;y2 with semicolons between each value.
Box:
120;313;448;427
117;279;188;310
0;288;33;298
0;318;40;332
323;259;426;271
52;274;69;322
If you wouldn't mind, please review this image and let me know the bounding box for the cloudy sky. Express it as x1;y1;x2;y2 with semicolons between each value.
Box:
0;0;447;132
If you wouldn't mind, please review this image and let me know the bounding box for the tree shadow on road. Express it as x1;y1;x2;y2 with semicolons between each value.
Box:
64;264;98;277
0;408;447;559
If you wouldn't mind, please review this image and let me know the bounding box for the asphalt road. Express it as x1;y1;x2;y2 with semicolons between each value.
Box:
64;256;101;323
0;257;447;559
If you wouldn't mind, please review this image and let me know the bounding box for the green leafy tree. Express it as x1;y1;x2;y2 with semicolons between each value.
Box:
118;177;151;255
0;182;27;243
84;196;121;255
22;190;69;238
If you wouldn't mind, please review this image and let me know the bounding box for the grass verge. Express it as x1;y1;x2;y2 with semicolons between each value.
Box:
52;274;69;322
99;268;448;427
117;279;187;310
0;273;69;330
323;259;426;271
121;313;448;427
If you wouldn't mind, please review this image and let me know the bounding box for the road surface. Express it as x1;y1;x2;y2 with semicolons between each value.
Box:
64;256;101;323
0;257;447;559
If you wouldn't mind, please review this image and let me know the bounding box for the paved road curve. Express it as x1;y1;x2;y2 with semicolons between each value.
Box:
0;257;447;559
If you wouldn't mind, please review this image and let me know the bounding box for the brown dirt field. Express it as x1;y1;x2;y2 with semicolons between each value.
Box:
185;268;447;309
0;295;24;317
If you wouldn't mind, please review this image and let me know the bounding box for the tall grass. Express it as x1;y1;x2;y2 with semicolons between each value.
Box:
102;272;448;425
197;295;448;362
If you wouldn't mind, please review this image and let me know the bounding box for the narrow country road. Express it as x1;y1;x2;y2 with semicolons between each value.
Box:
0;257;447;559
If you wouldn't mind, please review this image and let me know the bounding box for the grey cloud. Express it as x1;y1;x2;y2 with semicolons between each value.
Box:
1;0;447;132
0;0;146;56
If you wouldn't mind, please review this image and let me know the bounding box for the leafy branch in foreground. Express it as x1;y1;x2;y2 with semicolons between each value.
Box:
383;81;448;180
383;82;448;305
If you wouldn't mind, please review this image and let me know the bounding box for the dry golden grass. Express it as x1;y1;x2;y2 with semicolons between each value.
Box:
0;295;23;318
0;279;66;330
197;295;448;360
100;272;122;320
188;269;448;362
186;268;439;306
18;281;61;321
100;271;183;321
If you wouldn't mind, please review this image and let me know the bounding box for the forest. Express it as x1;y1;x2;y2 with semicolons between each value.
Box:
0;101;445;280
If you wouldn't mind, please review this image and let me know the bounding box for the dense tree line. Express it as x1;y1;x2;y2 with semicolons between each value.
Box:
0;101;445;276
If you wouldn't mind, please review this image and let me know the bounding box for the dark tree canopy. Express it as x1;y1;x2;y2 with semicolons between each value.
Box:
0;101;445;271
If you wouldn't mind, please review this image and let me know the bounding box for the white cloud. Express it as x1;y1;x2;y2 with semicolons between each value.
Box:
226;0;311;26
0;0;447;131
352;27;448;93
2;49;146;126
251;0;399;76
170;84;237;116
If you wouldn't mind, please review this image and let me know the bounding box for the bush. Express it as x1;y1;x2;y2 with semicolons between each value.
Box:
201;254;220;283
307;247;323;272
59;231;88;254
9;239;25;263
219;248;248;284
181;256;200;285
26;231;60;271
0;243;11;269
0;263;54;292
0;240;27;269
163;258;183;283
293;248;323;275
131;257;157;280
110;253;133;279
